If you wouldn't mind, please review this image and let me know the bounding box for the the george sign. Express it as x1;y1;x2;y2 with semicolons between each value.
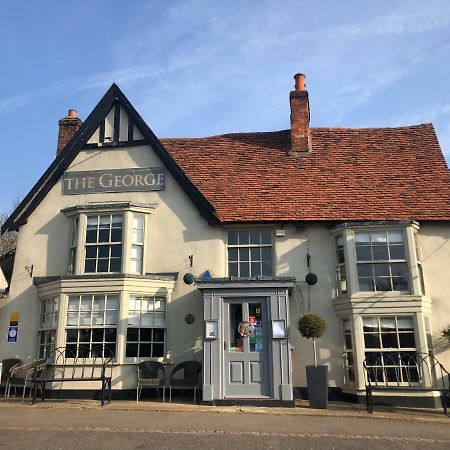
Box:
62;167;165;195
7;326;18;343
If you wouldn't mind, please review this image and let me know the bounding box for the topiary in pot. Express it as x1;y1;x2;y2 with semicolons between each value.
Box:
297;314;327;366
297;314;328;409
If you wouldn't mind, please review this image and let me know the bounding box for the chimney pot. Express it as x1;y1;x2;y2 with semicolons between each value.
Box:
56;109;82;156
294;73;306;91
290;72;311;154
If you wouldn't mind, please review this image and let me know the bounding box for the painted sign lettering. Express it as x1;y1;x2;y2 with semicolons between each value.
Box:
63;168;165;195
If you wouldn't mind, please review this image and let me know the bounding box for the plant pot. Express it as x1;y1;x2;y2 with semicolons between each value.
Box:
306;365;328;409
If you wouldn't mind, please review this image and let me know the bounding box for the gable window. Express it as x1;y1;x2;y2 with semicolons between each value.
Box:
66;294;119;358
227;230;272;277
355;230;409;293
85;214;123;273
126;294;166;358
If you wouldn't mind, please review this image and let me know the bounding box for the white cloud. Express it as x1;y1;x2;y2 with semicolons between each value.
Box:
0;94;31;116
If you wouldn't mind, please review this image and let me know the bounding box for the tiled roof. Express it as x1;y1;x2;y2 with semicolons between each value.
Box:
161;124;450;222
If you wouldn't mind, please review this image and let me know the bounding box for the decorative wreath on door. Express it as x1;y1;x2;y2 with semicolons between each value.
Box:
238;320;255;337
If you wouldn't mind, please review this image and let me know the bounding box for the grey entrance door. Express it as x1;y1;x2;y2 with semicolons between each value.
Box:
223;299;270;398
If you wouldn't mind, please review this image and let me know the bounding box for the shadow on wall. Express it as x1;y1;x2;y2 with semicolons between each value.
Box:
0;285;39;363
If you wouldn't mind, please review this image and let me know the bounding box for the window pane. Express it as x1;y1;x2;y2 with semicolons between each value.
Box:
126;343;138;357
133;214;144;229
240;262;250;277
261;230;271;244
358;278;374;291
238;231;249;245
92;329;104;342
141;313;153;327
154;299;166;312
239;248;249;261
99;215;110;227
228;248;238;261
250;247;260;260
388;230;404;243
363;318;379;332
261;247;271;261
262;261;272;276
381;333;398;348
393;277;409;291
140;343;152;357
111;215;122;226
355;232;370;243
98;229;109;242
105;311;117;325
357;264;372;277
391;263;407;277
250;230;260;244
228;231;238;245
84;259;96;273
80;297;92;310
131;245;143;259
380;318;396;331
128;312;140;326
98;246;109;258
153;313;165;327
86;246;97;258
153;329;165;342
371;231;387;243
229;263;238;277
372;245;389;260
140;328;152;341
364;334;380;348
389;245;405;259
97;259;109;272
127;328;139;341
79;312;91;326
67;312;78;326
251;262;260;276
92;312;104;325
111;228;122;242
110;258;121;272
356;246;371;261
79;329;91;342
153;343;164;357
66;329;77;342
399;333;416;348
397;317;414;331
133;229;144;243
375;277;391;291
68;297;79;311
374;264;390;276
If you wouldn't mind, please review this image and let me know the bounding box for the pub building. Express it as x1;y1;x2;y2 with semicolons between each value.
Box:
1;73;450;407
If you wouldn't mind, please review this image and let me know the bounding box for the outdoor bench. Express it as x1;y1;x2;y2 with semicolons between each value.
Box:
32;346;112;406
363;352;449;416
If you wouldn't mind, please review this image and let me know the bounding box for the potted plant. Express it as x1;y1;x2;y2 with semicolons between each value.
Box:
297;313;328;409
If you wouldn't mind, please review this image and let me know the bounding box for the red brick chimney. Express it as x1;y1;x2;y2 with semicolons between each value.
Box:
57;109;82;156
290;73;311;154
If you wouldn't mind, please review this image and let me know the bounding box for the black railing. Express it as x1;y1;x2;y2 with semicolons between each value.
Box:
363;352;449;415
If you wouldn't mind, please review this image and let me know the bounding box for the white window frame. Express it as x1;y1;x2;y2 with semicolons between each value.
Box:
331;222;423;297
342;319;355;385
63;204;155;276
362;315;419;386
37;297;59;359
65;293;119;359
227;229;273;277
125;294;167;361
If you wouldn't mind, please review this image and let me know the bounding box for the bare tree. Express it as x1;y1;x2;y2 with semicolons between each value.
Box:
0;198;20;257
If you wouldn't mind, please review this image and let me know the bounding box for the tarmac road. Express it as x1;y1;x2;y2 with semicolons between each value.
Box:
0;403;449;449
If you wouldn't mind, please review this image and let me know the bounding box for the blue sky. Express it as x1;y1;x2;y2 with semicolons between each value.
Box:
1;0;450;213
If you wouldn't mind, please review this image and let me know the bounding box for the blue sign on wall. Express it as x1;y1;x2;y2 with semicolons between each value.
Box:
7;326;18;343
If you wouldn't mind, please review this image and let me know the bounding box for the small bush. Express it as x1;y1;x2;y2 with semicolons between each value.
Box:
297;314;327;340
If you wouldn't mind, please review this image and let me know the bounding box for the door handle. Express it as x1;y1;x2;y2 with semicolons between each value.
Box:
224;341;228;351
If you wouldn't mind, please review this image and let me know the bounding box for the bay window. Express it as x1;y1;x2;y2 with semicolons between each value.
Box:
63;203;155;275
332;223;424;297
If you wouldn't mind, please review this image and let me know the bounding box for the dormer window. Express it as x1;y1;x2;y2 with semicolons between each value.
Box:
62;202;156;276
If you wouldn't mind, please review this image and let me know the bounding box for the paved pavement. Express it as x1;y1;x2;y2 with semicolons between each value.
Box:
0;399;448;449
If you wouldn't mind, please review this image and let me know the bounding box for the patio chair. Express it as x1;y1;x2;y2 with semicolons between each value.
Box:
169;361;202;403
1;358;21;395
137;361;166;403
6;360;46;400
